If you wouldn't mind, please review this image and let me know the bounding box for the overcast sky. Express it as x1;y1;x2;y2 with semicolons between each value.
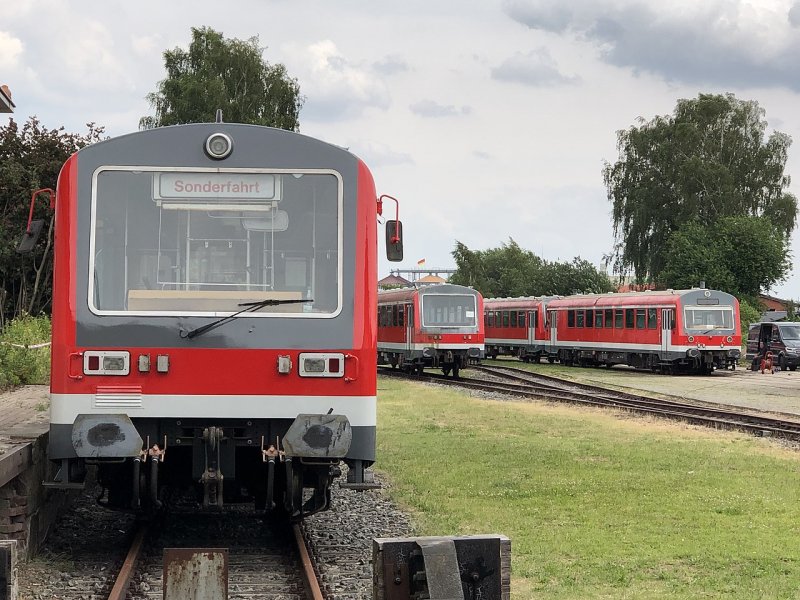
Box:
3;0;800;298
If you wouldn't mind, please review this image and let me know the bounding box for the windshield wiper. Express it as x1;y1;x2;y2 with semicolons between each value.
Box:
181;298;313;339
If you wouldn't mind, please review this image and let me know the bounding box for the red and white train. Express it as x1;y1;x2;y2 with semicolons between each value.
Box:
26;122;402;517
484;288;741;373
377;284;484;377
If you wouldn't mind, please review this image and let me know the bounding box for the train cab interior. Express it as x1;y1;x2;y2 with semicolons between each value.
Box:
91;169;341;316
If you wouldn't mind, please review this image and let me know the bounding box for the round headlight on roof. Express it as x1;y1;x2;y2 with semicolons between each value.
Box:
205;132;233;159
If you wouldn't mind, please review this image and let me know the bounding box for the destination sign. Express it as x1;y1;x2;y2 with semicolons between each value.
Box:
155;173;277;200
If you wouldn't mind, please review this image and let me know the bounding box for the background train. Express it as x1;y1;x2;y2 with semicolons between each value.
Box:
377;284;484;377
485;288;741;373
33;122;402;518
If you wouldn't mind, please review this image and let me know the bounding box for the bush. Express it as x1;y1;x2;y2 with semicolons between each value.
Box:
738;297;762;333
0;314;51;388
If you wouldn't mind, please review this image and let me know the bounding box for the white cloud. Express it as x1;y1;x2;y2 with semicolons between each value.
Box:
409;99;471;118
293;40;391;121
0;32;23;69
491;48;579;86
131;34;162;58
504;0;800;90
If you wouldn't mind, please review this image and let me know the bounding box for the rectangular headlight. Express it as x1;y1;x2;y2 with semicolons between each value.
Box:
298;353;345;377
83;351;130;376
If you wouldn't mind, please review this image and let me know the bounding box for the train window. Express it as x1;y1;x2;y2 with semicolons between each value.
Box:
635;308;645;328
518;312;526;328
604;309;613;328
495;311;501;327
421;294;478;327
398;306;405;327
510;312;517;328
502;311;509;327
392;305;399;326
625;308;634;328
615;309;623;328
531;311;537;329
568;310;575;327
90;168;340;316
595;310;603;328
647;308;657;329
684;307;734;331
576;311;585;327
586;309;593;328
487;312;494;327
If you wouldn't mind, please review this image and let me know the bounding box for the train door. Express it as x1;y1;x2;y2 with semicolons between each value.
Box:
527;310;538;344
548;310;557;353
661;308;674;356
405;304;414;353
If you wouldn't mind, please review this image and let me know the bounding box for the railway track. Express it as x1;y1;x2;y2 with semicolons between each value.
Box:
108;508;323;600
380;364;800;441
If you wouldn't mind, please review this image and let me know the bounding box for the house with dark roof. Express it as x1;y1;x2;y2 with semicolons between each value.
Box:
0;85;14;113
378;274;411;289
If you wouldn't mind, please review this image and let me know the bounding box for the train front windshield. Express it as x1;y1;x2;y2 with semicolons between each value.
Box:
421;294;477;327
89;169;341;316
683;306;735;331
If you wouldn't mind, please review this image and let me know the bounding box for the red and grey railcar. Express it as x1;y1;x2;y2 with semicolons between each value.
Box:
36;122;402;517
484;288;741;373
377;284;484;377
484;296;555;361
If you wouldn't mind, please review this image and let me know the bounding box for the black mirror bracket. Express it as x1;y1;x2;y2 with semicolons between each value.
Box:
17;188;55;254
378;194;404;262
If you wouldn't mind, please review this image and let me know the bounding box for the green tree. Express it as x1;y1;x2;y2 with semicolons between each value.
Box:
450;239;613;298
0;117;104;322
659;216;790;299
140;27;303;130
604;93;797;287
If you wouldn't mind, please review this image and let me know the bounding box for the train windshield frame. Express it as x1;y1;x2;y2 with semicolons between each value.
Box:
683;306;735;331
421;294;477;328
88;166;343;318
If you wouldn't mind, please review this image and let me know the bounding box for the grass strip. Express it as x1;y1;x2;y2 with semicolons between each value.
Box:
376;377;800;599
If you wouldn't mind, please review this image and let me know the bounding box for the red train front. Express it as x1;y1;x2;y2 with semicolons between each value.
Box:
485;288;741;373
377;284;484;377
42;123;397;518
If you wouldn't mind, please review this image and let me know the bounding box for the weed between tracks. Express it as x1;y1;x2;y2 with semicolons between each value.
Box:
376;376;800;599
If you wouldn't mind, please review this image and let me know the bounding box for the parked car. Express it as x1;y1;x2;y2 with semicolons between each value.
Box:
746;322;800;371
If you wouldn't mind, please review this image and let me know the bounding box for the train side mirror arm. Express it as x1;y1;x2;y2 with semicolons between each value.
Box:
378;195;403;262
17;188;55;254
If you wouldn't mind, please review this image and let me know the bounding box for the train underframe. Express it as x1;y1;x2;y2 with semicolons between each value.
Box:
556;348;739;374
378;347;482;378
47;415;376;520
486;343;739;373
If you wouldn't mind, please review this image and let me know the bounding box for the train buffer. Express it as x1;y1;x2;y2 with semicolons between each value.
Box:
373;534;510;599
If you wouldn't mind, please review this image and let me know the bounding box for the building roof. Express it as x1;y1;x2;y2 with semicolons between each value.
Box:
378;274;411;287
417;274;446;284
0;85;14;113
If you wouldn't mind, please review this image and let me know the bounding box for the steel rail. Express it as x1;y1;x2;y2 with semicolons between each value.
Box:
475;365;800;433
294;523;324;600
108;522;148;600
379;366;800;441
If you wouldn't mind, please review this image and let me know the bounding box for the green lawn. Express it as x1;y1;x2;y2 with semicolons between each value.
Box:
376;377;800;599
